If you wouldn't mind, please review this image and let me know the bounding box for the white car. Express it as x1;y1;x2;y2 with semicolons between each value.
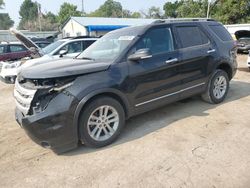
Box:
247;54;250;71
0;29;97;84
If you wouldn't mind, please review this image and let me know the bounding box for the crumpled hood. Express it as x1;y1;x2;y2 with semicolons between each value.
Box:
20;58;111;79
235;30;250;40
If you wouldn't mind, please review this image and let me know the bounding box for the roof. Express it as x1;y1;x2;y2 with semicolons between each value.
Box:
63;17;156;29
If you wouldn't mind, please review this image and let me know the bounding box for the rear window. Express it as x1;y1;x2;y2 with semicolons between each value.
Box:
176;26;209;48
10;45;27;52
209;25;233;41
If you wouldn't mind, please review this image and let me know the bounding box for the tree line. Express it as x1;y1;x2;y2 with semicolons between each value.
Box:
0;0;250;31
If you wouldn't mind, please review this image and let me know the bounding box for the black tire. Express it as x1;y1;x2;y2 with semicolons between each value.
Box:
201;69;229;104
79;97;125;148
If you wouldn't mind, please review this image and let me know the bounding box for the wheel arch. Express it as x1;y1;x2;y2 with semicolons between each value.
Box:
216;63;233;80
73;88;132;139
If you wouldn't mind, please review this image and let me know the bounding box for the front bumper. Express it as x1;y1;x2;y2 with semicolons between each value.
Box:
15;92;80;154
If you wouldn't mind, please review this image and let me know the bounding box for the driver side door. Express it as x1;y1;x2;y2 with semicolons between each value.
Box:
127;26;182;112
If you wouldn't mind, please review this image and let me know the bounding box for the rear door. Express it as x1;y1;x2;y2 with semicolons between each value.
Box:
9;44;29;60
127;25;182;110
173;23;217;97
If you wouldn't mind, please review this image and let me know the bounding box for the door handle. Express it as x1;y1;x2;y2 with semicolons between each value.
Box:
207;49;216;54
165;58;178;64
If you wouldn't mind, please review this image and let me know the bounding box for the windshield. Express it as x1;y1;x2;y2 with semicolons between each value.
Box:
77;32;136;62
42;40;65;54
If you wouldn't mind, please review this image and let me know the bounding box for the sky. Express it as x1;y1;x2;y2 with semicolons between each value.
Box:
1;0;169;26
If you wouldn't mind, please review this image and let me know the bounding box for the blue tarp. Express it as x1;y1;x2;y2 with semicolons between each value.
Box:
86;25;128;32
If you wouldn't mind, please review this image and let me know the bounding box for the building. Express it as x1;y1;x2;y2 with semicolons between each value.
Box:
61;17;156;37
0;30;58;42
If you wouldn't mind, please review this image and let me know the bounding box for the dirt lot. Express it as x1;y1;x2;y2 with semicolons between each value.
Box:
0;55;250;188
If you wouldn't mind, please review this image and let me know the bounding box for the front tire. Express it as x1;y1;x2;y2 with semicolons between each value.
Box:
79;97;125;148
202;69;229;104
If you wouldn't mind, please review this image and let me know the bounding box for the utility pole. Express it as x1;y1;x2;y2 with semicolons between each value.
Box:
37;2;42;31
207;0;211;18
81;0;85;16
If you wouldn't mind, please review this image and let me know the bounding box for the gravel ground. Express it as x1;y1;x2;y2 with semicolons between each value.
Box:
0;55;250;188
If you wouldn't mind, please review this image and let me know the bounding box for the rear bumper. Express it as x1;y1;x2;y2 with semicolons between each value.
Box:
237;45;250;51
15;93;80;154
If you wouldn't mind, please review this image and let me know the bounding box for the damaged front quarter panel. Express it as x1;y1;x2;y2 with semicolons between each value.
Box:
19;76;77;116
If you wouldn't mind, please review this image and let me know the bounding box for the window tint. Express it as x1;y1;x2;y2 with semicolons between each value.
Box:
60;41;82;54
176;26;209;48
209;25;233;41
135;27;174;55
10;45;27;52
0;46;5;54
83;40;95;50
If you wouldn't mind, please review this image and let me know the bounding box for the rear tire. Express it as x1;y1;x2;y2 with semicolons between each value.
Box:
79;97;125;148
202;69;229;104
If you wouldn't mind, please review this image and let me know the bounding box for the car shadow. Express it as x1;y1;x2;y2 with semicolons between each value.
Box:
64;80;250;156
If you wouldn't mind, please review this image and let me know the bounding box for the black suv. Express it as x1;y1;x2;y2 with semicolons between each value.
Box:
15;19;237;154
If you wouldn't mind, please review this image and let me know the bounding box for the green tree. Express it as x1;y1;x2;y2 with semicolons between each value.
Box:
0;0;4;9
41;12;58;31
176;0;208;18
19;0;39;30
58;3;81;25
164;1;183;18
0;0;14;29
0;13;14;30
141;6;163;19
88;0;123;17
131;12;142;18
212;0;250;24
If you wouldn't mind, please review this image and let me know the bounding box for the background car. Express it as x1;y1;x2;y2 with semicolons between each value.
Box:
0;42;31;62
235;30;250;53
0;36;97;84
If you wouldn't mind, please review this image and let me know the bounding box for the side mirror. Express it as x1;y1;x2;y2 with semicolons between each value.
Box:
59;49;68;57
128;48;152;61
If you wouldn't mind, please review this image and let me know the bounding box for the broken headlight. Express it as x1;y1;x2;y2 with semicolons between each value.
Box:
27;77;76;115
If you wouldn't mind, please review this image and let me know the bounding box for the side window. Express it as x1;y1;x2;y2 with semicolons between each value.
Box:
135;27;174;55
176;26;209;48
0;46;5;54
10;45;27;52
209;25;233;41
83;40;95;50
60;41;82;54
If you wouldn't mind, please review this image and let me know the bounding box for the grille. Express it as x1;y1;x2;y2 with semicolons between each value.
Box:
14;81;37;115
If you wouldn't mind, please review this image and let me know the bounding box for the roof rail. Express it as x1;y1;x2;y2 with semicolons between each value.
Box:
73;36;98;39
152;18;215;24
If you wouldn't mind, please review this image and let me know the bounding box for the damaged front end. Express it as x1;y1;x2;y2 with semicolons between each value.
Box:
14;76;79;153
14;76;75;116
